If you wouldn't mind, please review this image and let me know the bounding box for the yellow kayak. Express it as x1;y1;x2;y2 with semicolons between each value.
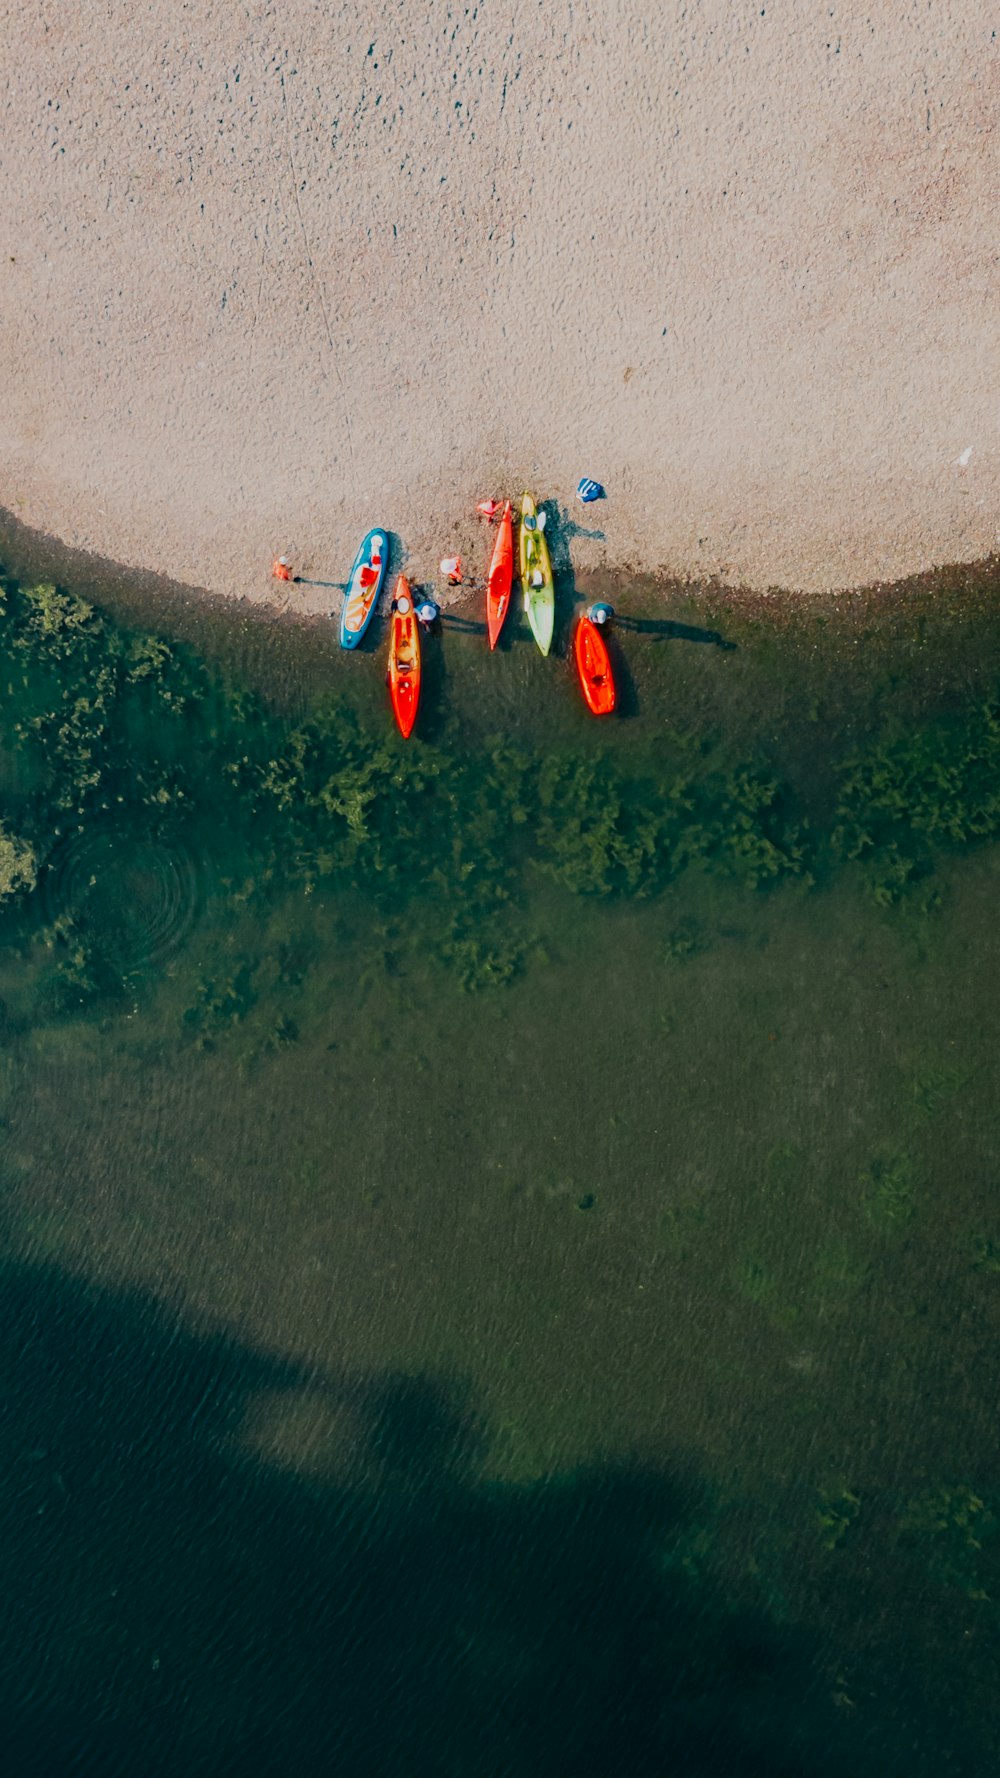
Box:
519;493;554;656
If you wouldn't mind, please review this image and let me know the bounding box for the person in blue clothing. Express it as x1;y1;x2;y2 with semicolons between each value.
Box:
415;596;440;630
587;601;615;626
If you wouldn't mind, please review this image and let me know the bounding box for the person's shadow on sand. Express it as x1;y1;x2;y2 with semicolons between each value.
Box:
543;499;605;580
0;1254;863;1778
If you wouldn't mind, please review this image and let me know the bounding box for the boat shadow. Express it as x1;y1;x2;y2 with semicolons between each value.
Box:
414;619;453;743
610;630;640;720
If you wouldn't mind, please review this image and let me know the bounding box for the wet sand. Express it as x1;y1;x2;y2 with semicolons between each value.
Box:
1;2;997;609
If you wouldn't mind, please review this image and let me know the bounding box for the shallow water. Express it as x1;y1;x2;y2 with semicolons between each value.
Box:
0;560;998;1773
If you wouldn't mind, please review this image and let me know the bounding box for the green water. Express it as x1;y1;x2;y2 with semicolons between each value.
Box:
0;557;999;1772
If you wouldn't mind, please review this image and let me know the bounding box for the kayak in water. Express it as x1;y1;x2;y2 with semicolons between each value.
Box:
387;576;421;739
573;614;616;716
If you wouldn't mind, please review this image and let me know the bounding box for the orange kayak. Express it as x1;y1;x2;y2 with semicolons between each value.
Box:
387;575;421;739
574;616;616;716
486;500;514;649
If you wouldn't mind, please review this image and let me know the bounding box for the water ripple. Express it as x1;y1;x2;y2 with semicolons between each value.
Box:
40;824;203;978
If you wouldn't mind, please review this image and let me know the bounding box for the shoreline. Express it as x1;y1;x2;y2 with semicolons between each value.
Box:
2;4;997;606
3;498;999;659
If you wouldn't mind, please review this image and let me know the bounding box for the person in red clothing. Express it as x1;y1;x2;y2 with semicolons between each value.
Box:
272;556;292;582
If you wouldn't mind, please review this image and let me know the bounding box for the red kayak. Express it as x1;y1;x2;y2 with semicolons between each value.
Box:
486;500;514;649
387;575;421;738
574;616;616;716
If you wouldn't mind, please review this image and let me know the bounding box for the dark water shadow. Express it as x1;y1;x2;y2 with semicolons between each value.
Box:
412;623;451;744
611;630;641;720
439;612;487;636
491;613;518;654
617;615;737;650
0;1255;862;1778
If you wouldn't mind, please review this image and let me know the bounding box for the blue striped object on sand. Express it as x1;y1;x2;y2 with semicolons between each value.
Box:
577;478;605;504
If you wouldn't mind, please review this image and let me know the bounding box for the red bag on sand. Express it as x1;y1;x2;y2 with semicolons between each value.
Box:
477;500;501;519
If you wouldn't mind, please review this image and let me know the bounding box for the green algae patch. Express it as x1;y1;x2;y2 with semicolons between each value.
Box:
860;1150;920;1235
897;1485;998;1601
0;823;36;903
1;563;1000;1028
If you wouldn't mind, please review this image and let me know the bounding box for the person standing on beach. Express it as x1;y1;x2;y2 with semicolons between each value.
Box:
272;556;293;582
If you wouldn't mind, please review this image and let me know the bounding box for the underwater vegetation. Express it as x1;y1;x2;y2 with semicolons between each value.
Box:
831;701;1000;903
0;821;36;903
897;1484;998;1601
816;1482;861;1553
0;569;999;1004
860;1149;920;1235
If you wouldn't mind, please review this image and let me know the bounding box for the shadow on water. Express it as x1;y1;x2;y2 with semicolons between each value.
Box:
617;615;737;650
0;1255;854;1778
439;611;487;636
611;629;641;720
413;626;452;744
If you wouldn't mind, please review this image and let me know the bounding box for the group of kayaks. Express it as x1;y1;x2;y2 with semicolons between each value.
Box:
338;496;616;738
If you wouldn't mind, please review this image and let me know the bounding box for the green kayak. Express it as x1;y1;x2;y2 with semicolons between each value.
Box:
519;492;554;656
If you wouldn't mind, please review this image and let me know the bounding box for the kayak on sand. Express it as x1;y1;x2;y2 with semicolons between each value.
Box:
519;492;554;656
573;614;616;716
387;576;421;739
340;529;388;649
486;500;514;650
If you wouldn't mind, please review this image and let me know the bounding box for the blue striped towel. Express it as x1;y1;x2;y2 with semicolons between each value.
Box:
577;477;604;504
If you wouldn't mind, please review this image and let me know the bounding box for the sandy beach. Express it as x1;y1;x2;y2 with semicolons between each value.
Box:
0;1;997;611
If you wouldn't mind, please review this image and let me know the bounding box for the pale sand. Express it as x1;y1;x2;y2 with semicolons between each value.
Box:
0;2;997;612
